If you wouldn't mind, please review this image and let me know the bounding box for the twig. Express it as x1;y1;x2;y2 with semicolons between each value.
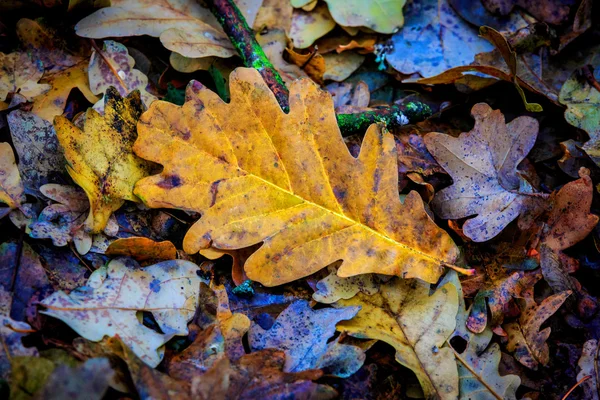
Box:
205;0;290;111
582;65;600;93
203;0;433;133
561;375;591;400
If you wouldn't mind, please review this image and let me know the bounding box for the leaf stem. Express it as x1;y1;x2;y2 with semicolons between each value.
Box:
204;0;433;133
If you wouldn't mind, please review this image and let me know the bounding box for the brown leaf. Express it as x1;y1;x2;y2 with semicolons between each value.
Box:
105;237;177;262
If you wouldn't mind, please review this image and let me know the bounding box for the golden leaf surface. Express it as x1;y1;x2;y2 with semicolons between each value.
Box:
0;143;24;211
334;278;459;399
134;68;458;286
54;88;151;233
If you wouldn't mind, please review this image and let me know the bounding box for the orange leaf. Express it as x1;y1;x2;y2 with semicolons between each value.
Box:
106;237;177;261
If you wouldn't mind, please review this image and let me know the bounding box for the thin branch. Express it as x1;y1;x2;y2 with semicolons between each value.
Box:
204;0;432;134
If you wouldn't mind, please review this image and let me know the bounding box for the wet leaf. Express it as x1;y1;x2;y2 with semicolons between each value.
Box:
504;291;571;369
89;40;158;111
383;0;493;78
54;89;151;233
249;300;364;377
134;68;458;286
7;110;66;196
334;277;459;399
0;52;50;101
40;258;205;367
425;103;545;242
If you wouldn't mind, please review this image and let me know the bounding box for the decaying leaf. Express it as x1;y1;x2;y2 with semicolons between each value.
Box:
249;300;363;377
0;286;38;380
105;237;177;261
7;110;66;196
89;40;158;111
134;68;459;287
577;339;600;400
425;103;545;242
36;358;113;400
0;51;50;101
0;143;25;214
542;169;599;252
289;3;336;49
560;69;600;166
335;277;459;399
504;291;571;369
383;0;493;78
54;88;151;233
40;258;205;367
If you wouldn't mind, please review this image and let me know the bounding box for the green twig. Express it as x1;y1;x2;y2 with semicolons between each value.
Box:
204;0;432;134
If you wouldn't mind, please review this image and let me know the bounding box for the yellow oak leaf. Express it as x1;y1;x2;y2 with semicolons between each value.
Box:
0;143;25;213
133;68;459;286
54;88;151;233
334;277;459;399
40;258;206;367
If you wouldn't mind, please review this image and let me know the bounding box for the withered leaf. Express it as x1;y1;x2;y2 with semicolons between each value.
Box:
134;68;458;287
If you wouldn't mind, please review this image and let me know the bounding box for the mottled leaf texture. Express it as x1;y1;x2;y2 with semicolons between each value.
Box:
425;103;542;242
577;339;600;400
312;264;379;304
249;300;364;377
504;291;571;369
40;258;205;367
335;278;459;399
54;88;151;233
134;68;458;286
36;358;113;400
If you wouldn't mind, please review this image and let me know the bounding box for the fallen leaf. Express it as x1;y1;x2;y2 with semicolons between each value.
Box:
504;291;571;369
560;69;600;166
0;286;38;380
425;103;545;242
8;356;56;400
257;29;309;85
88;40;158;111
323;0;406;34
105;237;177;262
288;3;336;49
7;110;66;196
36;358;113;400
481;0;573;25
286;48;326;84
335;277;459;399
40;258;205;367
31;61;99;122
133;68;459;286
0;52;50;101
542;169;599;252
253;0;293;32
322;52;365;82
75;0;236;59
192;349;338;399
383;0;494;78
312;264;378;304
577;339;600;400
249;300;364;377
0;142;25;213
55;88;151;233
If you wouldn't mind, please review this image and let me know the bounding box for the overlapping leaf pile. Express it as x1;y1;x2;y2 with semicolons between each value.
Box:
2;1;600;399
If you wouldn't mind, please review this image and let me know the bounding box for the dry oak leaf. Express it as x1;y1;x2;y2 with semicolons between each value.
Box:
542;169;599;252
40;257;205;367
105;237;177;262
577;339;600;400
0;52;50;101
312;264;378;304
0;143;25;215
75;0;235;59
504;290;571;369
89;40;158;111
425;103;544;242
334;277;459;399
133;67;459;287
54;88;151;234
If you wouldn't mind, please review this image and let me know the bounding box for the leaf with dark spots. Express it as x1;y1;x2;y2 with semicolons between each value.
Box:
249;300;363;377
40;258;206;367
425;103;546;242
54;89;151;234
